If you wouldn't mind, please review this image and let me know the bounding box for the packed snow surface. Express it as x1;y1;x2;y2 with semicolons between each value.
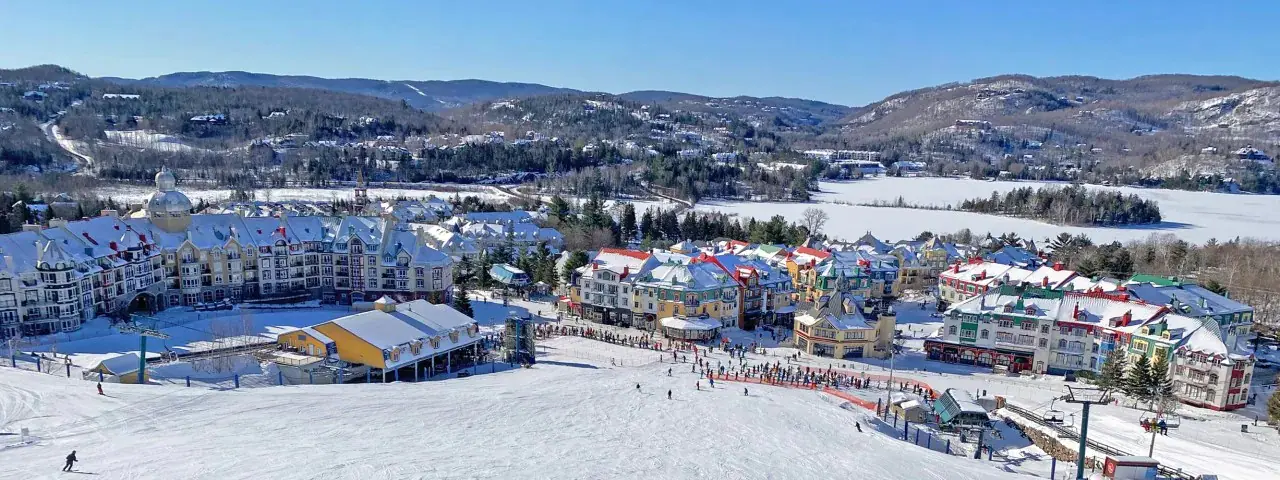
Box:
0;337;1029;480
695;177;1280;244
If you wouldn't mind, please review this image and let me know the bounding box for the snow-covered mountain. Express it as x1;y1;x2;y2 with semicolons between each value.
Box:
100;71;581;111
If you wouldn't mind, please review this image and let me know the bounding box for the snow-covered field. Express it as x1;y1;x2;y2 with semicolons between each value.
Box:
696;177;1280;244
0;336;1031;480
93;183;513;205
104;130;208;153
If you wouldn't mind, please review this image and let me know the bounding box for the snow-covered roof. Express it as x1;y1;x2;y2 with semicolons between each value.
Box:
301;327;333;344
94;353;142;375
660;316;721;331
323;299;479;369
636;262;736;291
939;261;1033;287
1126;283;1253;317
588;248;656;276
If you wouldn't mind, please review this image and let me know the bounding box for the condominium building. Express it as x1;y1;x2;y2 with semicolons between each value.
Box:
571;248;658;327
926;284;1254;410
0;168;454;340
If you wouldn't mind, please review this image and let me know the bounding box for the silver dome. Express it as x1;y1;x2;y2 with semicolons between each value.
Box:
148;190;193;214
155;167;177;192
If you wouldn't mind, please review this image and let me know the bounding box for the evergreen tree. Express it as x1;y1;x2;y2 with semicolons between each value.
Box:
1269;374;1280;424
1149;355;1175;403
456;255;475;285
620;202;637;241
561;250;590;283
1097;348;1128;390
639;209;655;240
680;212;699;241
453;283;474;317
1124;355;1154;403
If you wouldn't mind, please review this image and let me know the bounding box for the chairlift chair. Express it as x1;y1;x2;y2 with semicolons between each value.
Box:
1139;412;1181;429
1042;409;1065;423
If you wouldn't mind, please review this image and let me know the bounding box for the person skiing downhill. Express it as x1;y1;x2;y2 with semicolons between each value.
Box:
667;390;672;400
96;383;103;395
856;422;862;433
667;368;672;377
743;387;748;396
696;381;700;391
636;383;641;392
63;451;77;472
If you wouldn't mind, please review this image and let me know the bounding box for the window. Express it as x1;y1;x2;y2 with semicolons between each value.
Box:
1040;324;1049;334
998;319;1012;328
996;332;1014;343
948;326;957;335
1038;338;1048;348
980;329;989;339
1021;322;1035;331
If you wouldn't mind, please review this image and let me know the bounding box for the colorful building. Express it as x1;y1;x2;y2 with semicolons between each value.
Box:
573;248;658;327
792;292;895;359
926;284;1255;410
706;253;795;330
278;298;480;381
633;261;739;331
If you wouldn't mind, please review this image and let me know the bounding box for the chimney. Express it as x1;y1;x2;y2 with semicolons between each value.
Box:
1122;310;1132;326
620;265;629;280
100;209;119;218
1117;285;1126;292
48;218;68;228
1053;261;1064;271
1041;276;1049;287
108;241;118;251
953;263;960;274
1073;303;1079;319
21;224;42;233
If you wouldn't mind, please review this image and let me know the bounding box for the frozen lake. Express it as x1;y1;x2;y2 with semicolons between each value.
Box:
696;177;1280;244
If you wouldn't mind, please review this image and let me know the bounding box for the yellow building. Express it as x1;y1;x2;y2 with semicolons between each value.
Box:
792;293;895;359
633;261;739;330
277;297;481;381
86;353;144;384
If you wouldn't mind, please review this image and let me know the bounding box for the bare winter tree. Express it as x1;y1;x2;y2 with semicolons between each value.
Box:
800;207;830;238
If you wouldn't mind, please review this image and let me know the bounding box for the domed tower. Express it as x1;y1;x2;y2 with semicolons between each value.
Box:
147;166;193;233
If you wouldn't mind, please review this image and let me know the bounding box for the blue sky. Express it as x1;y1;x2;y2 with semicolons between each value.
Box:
2;1;1277;106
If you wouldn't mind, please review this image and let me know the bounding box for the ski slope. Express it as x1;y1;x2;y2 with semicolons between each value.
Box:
0;337;1028;480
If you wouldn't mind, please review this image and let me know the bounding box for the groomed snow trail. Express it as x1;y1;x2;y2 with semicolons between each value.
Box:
0;337;1027;480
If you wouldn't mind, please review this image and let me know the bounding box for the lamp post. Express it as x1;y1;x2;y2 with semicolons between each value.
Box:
1063;386;1112;480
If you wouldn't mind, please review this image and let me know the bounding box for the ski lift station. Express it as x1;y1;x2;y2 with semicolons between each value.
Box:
277;297;483;382
933;388;990;429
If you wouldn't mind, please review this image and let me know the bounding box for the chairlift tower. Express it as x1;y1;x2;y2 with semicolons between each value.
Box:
114;314;171;384
1063;386;1112;480
503;311;536;365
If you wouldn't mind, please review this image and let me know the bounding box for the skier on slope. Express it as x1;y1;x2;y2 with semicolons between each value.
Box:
856;422;862;433
696;381;700;391
636;383;641;392
743;387;748;396
667;368;672;377
96;383;103;395
667;390;672;400
62;450;77;472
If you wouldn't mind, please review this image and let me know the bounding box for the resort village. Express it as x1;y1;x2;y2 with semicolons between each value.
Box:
1;169;1274;480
